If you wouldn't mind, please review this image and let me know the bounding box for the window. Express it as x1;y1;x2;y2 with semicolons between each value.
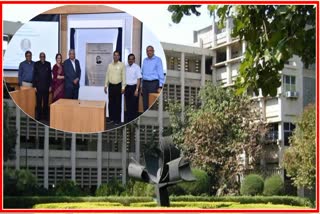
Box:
283;75;296;92
266;123;279;142
284;122;296;146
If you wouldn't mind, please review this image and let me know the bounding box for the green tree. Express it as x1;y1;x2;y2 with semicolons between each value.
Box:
4;169;38;196
95;179;125;196
3;102;16;162
167;84;267;194
283;104;315;189
168;5;315;96
55;180;84;196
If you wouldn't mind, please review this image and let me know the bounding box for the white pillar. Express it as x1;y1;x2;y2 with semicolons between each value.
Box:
242;40;246;55
180;52;185;122
201;55;206;87
212;13;217;47
15;108;20;170
44;126;49;189
71;133;76;182
158;89;164;142
278;122;285;180
135;118;141;161
226;17;232;43
226;45;232;85
212;52;217;84
97;133;102;187
121;127;127;185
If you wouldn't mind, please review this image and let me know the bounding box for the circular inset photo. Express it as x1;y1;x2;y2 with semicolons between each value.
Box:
3;5;167;133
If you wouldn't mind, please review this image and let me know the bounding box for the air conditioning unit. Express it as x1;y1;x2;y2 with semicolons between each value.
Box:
285;91;298;99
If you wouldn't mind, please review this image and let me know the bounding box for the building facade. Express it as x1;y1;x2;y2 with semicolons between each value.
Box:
4;16;315;196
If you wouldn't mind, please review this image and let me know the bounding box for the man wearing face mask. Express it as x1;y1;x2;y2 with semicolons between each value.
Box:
104;51;126;126
64;49;81;99
33;52;52;121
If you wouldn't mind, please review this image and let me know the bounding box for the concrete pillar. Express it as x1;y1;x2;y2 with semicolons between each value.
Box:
201;55;206;87
158;87;164;142
135;118;141;161
226;45;232;85
121;127;127;185
71;133;76;182
180;52;185;122
15;108;20;170
278;122;285;180
97;133;102;187
259;97;266;120
44;126;49;189
212;52;217;84
212;13;217;47
226;17;232;43
242;40;246;55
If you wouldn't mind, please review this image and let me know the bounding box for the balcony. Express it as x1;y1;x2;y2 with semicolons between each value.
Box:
265;131;279;142
244;167;282;178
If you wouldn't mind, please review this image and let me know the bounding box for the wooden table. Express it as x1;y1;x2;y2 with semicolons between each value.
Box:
9;87;36;118
50;99;106;133
148;93;160;107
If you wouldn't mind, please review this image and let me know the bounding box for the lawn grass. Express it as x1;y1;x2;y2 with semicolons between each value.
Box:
34;202;123;209
33;201;310;209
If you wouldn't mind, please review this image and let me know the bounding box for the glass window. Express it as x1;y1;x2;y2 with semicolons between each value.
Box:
283;75;296;92
284;122;296;146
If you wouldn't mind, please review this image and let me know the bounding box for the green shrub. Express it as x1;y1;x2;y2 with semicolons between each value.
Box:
130;201;307;209
55;180;85;196
263;175;285;196
170;195;313;207
95;179;125;196
131;201;233;208
240;174;264;196
178;169;210;196
34;202;123;209
132;181;155;197
4;169;38;196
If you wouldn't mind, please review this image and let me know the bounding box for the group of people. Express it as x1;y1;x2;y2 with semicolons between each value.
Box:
17;45;164;125
104;45;164;125
18;49;81;121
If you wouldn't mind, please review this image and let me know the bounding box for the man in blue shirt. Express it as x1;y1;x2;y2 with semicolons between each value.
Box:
141;45;164;111
18;51;35;87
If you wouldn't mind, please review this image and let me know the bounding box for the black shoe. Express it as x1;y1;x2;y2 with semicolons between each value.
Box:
107;120;114;124
114;121;121;126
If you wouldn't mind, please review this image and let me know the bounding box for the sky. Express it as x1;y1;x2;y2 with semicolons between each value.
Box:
3;4;213;46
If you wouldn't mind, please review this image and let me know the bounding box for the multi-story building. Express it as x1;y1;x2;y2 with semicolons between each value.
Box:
4;15;315;197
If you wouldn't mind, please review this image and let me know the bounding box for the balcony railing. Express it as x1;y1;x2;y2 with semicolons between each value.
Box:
244;167;282;179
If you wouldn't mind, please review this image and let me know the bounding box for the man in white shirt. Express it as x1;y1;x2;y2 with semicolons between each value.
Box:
125;53;142;122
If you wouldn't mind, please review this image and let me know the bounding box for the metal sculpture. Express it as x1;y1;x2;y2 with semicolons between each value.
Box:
128;141;195;207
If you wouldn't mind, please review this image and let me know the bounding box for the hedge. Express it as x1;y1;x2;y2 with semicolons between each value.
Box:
131;201;233;208
4;196;153;208
130;201;308;209
4;195;313;209
34;202;123;209
170;196;313;207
